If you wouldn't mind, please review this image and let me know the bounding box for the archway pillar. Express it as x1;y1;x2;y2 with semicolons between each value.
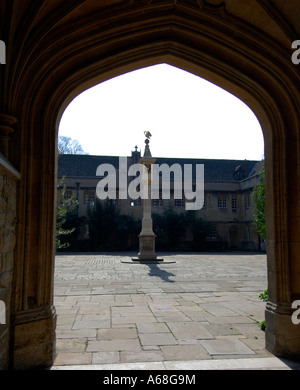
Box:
12;307;56;369
265;131;300;358
0;113;19;369
265;302;300;358
10;118;57;369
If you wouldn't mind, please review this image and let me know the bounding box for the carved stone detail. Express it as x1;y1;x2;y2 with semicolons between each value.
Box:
0;114;17;158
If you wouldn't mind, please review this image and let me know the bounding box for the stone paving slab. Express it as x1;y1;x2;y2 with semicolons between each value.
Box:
53;251;282;368
201;338;256;355
51;357;300;370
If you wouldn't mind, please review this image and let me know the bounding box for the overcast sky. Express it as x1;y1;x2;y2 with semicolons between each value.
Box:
58;64;264;161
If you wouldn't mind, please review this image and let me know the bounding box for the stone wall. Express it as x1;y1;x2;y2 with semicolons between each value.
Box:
0;158;19;369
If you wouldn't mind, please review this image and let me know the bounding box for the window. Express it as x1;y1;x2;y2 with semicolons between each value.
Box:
62;190;74;206
245;193;251;209
175;198;184;208
232;196;237;210
152;197;163;207
131;197;141;207
218;196;227;208
84;192;95;206
247;224;251;240
211;225;217;238
207;224;217;239
64;191;72;200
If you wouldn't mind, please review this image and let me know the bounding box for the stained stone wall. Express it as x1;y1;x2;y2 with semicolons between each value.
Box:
0;162;18;369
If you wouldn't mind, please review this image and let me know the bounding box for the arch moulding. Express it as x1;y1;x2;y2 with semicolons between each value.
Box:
3;2;299;368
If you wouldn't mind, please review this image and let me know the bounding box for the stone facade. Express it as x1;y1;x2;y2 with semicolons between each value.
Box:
58;152;264;251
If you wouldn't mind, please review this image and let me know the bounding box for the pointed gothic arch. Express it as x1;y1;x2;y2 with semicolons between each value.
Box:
0;1;299;368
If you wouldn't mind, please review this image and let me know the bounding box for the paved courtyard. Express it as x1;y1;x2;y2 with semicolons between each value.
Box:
52;252;297;370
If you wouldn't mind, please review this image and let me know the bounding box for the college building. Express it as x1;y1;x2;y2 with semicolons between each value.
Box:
58;149;265;251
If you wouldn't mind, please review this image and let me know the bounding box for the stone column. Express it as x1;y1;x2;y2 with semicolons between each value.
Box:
9;116;57;369
134;133;162;262
0;113;19;369
138;160;157;260
264;137;300;359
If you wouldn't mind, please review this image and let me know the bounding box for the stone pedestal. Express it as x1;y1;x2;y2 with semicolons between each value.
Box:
12;306;56;369
265;302;300;359
137;234;159;261
137;180;159;261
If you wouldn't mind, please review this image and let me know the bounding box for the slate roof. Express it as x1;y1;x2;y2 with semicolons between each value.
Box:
58;154;260;182
58;154;121;178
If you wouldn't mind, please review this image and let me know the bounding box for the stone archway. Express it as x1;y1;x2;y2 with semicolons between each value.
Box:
0;1;299;369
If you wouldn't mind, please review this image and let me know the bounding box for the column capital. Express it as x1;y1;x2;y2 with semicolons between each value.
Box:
0;113;18;126
0;114;18;158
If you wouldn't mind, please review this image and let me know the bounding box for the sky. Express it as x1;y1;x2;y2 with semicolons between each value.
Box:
58;64;264;161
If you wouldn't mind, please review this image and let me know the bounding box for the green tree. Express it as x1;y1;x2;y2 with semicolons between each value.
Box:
56;136;87;250
254;166;268;331
185;211;212;249
152;207;186;250
87;199;140;250
152;207;212;251
56;177;79;250
253;166;266;240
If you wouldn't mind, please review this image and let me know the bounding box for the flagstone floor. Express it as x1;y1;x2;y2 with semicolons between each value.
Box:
52;252;299;370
